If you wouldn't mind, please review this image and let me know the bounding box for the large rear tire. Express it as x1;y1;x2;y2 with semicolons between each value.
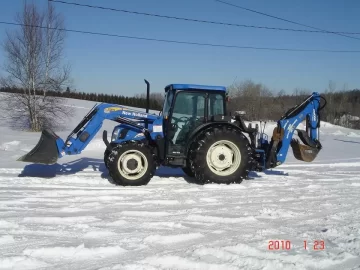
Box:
107;142;156;186
189;126;251;184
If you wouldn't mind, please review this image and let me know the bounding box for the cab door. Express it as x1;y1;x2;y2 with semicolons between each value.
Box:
167;91;206;156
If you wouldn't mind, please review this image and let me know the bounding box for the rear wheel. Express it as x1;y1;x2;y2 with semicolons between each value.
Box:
107;142;155;186
189;126;251;184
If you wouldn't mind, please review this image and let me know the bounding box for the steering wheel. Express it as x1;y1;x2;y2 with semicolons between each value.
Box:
171;116;190;129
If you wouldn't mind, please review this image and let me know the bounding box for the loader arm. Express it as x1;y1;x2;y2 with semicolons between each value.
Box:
18;103;160;164
265;92;326;168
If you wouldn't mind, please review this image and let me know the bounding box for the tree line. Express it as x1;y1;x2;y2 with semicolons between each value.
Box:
0;86;163;111
3;80;360;130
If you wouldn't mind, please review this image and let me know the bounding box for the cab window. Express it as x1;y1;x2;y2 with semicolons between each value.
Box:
208;93;224;117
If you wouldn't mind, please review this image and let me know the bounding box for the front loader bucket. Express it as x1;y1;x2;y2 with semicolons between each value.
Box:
290;139;321;162
17;129;61;165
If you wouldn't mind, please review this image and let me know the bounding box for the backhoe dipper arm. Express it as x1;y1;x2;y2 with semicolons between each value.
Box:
265;92;325;168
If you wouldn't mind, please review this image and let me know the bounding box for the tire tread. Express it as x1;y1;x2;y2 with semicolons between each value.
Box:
107;141;156;186
189;125;252;184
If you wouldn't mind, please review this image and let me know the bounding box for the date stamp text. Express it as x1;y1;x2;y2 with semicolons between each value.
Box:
268;240;325;250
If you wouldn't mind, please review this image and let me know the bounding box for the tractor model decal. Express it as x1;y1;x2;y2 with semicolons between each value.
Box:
121;111;148;118
104;107;123;113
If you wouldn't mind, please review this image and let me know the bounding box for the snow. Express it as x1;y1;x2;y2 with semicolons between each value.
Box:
23;244;126;261
0;256;49;269
1;97;360;269
0;235;15;244
144;233;204;245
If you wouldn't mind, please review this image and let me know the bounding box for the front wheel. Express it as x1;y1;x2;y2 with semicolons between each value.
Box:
189;126;251;184
107;142;156;186
182;159;195;177
104;149;111;169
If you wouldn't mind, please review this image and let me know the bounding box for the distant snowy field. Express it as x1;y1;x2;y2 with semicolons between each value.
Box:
1;96;360;270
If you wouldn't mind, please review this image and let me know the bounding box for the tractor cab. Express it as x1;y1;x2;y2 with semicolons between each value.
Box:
161;84;227;164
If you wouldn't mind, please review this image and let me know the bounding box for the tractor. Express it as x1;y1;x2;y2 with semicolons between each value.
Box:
18;80;326;186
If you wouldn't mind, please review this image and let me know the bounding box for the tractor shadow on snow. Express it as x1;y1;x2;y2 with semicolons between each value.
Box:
17;157;288;184
18;157;108;178
17;157;200;185
334;138;360;144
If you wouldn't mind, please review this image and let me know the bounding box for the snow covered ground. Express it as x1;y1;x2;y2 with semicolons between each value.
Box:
1;97;360;270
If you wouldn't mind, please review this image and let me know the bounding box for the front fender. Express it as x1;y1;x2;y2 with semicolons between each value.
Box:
111;124;146;144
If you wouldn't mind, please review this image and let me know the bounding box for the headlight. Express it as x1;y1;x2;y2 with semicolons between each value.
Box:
111;127;121;141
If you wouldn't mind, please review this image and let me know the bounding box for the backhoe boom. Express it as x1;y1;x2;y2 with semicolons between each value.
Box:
264;92;325;168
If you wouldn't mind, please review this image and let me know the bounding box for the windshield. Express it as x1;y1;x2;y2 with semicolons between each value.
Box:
162;90;174;118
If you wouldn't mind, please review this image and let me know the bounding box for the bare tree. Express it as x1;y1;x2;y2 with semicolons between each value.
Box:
0;2;72;131
43;2;70;94
227;79;275;120
323;80;337;123
277;89;286;111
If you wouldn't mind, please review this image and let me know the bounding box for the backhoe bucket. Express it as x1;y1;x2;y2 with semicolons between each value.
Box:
17;129;62;165
290;129;322;162
290;140;320;162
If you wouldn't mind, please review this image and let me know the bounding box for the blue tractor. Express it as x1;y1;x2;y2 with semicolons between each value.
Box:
18;80;326;186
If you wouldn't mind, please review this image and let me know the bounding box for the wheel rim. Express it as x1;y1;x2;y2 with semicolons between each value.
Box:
206;140;241;176
117;150;148;180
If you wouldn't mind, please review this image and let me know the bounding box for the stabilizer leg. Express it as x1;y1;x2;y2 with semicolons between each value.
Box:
265;127;284;168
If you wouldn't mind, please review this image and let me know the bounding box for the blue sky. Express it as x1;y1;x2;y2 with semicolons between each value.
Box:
0;0;359;95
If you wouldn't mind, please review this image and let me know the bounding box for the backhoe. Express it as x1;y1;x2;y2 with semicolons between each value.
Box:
18;80;326;186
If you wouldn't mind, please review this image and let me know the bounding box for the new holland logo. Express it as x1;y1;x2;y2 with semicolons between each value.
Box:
104;107;123;113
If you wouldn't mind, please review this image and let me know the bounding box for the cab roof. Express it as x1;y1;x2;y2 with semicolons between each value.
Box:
165;84;226;92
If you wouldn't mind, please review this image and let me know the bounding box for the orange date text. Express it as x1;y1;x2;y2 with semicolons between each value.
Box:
268;240;325;250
